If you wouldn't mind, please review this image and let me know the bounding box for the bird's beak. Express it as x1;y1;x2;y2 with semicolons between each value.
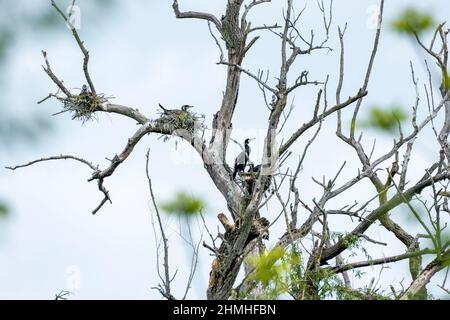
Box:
249;138;255;142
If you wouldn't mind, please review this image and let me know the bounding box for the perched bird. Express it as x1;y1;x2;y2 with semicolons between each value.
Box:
247;163;261;174
80;84;88;94
233;138;254;180
158;103;193;115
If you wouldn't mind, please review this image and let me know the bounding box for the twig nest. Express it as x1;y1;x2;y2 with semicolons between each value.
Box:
62;91;107;123
239;172;257;182
156;109;204;137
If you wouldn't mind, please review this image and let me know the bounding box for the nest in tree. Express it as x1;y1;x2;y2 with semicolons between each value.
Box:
240;170;272;195
61;91;107;123
156;109;204;140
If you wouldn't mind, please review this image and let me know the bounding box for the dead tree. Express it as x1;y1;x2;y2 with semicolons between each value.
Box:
6;0;450;299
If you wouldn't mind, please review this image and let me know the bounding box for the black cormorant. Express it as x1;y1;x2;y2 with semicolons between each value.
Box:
247;163;261;174
158;103;193;114
80;84;88;94
233;138;254;180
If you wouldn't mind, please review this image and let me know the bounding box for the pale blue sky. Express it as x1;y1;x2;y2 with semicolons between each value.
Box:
0;0;449;299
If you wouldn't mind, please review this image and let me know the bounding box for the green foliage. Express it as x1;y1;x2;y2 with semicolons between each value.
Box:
240;243;392;300
441;232;450;252
442;68;450;92
440;250;450;268
160;191;204;217
247;247;286;285
178;112;194;127
391;8;435;35
360;106;407;133
304;266;390;300
285;246;303;294
310;268;339;298
244;247;290;299
343;233;361;248
405;197;449;256
0;201;8;217
336;284;391;300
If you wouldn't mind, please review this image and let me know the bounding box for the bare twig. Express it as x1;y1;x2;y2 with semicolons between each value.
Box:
146;150;175;300
51;0;96;94
6;154;97;171
350;0;384;139
172;0;222;31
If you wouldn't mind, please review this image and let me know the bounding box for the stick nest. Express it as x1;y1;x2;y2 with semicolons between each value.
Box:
61;92;108;123
156;110;204;138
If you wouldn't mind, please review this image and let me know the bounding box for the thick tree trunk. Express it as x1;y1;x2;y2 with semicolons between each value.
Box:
400;255;447;300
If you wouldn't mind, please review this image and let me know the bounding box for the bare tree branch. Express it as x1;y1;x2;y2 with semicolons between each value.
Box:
400;251;449;300
280;89;367;155
50;0;96;94
146;150;176;300
172;0;222;31
350;0;384;139
6;155;97;171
